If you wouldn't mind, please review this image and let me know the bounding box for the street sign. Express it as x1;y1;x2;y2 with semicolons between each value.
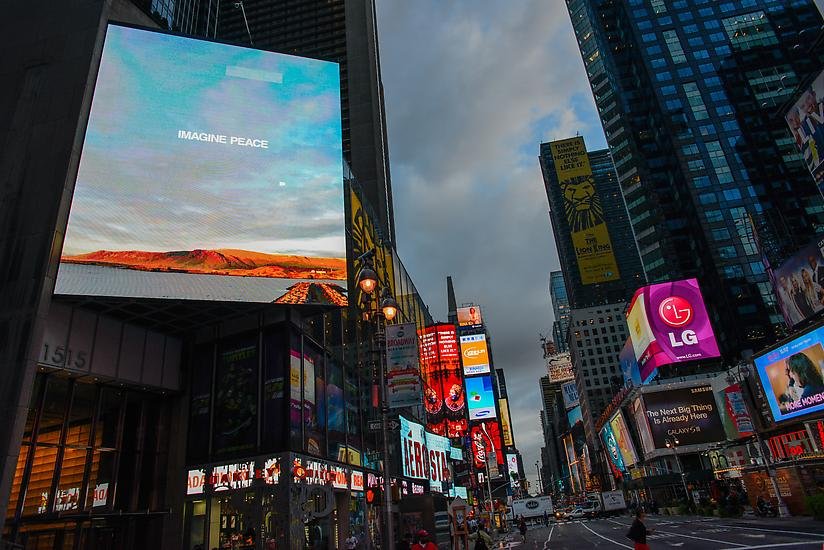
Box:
368;418;400;432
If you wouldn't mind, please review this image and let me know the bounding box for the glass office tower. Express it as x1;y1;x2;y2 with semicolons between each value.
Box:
566;0;824;356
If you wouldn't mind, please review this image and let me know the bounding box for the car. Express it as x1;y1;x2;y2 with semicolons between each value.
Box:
567;507;586;520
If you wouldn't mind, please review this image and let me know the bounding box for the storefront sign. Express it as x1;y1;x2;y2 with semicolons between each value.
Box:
54;487;79;512
212;461;254;491
411;481;425;495
93;483;109;507
399;415;451;492
292;457;349;490
187;468;207;495
350;470;365;492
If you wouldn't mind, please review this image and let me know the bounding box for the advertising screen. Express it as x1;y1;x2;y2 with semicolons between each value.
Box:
627;278;720;379
506;453;519;478
567;405;582;428
466;376;497;420
457;306;484;328
499;399;515;447
600;422;626;477
459;334;491;375
385;323;422;409
561;381;579;410
771;237;824;328
548;136;620;285
469;421;504;471
632;398;655;456
723;384;755;438
418;325;467;437
754;324;824;423
620;338;651;387
785;69;824;191
641;385;726;448
608;410;638;467
547;352;575;383
56;24;346;305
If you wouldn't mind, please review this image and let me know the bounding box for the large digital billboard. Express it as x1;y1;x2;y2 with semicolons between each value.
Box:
608;410;638;468
627;278;720;380
385;323;422;409
465;376;497;420
419;325;468;437
754;324;824;423
499;398;515;447
547;352;575;383
561;381;579;410
460;334;491;375
771;236;824;328
785;69;824;192
469;421;504;471
457;306;484;328
549;136;620;285
399;415;450;493
641;385;726;448
56;24;346;305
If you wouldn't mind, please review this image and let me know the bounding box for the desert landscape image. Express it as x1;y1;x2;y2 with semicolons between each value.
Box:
57;26;346;305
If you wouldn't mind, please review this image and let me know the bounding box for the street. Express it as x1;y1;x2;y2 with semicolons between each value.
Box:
500;516;824;549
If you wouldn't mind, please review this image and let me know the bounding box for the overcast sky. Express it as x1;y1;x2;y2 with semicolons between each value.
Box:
376;1;609;492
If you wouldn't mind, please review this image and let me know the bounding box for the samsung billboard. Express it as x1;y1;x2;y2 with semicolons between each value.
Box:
57;24;346;305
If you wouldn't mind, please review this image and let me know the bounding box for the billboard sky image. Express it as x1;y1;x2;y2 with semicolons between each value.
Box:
57;24;345;305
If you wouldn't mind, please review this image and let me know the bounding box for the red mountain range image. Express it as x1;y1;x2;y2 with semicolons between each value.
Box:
61;249;347;280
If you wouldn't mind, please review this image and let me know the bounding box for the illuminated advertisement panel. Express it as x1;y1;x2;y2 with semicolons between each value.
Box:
600;422;626;477
754;324;824;423
57;24;346;305
385;323;422;409
399;415;450;492
723;384;755;439
418;325;467;437
632;398;655;456
460;334;491;375
547;352;575;383
549;136;620;285
785;69;824;192
469;421;504;471
499;398;515;447
506;453;519;478
641;385;726;448
627;278;720;380
457;306;484;328
561;381;579;410
466;376;497;420
771;237;824;328
608;410;638;467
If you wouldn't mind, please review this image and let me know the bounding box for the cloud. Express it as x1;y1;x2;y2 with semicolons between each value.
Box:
377;1;607;490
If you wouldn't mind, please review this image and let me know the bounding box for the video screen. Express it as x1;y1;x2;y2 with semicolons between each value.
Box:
57;24;346;305
465;376;497;420
754;324;824;423
642;385;725;448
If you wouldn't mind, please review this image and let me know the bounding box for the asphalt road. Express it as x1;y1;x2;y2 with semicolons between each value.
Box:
497;515;824;549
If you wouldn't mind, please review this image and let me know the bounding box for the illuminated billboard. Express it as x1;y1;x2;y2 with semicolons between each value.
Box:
56;24;346;305
754;324;824;423
561;381;579;410
641;385;725;448
771;236;824;328
785;69;824;192
547;352;575;383
398;415;449;492
469;421;504;471
460;334;491;376
600;422;626;477
385;323;421;409
457;306;484;328
608;410;638;468
466;376;497;420
499;399;514;447
627;278;720;380
419;325;468;437
549;136;620;285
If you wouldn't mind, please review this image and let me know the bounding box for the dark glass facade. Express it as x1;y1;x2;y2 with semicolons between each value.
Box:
540;140;645;310
550;271;571;352
566;0;824;357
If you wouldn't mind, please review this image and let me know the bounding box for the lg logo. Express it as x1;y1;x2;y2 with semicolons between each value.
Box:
659;295;698;347
659;296;692;327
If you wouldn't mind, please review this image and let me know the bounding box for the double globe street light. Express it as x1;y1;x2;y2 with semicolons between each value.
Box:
664;437;691;504
356;250;399;550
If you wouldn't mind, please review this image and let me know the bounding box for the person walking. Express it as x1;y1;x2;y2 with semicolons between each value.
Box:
626;509;654;550
411;530;437;550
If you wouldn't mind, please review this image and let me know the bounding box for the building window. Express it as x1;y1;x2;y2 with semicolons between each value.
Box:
650;0;667;14
723;11;778;50
663;30;686;64
683;82;709;120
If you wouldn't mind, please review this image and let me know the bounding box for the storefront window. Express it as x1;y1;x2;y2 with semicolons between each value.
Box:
4;444;29;521
55;447;86;512
23;444;59;516
213;336;258;458
263;329;287;451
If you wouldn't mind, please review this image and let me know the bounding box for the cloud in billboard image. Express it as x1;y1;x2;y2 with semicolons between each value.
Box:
754;325;824;422
771;237;824;328
56;24;346;305
627;278;720;380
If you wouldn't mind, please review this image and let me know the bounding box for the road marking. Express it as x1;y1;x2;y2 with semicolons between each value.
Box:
606;517;747;547
743;534;767;539
720;541;824;550
578;521;633;549
543;525;554;550
713;524;824;539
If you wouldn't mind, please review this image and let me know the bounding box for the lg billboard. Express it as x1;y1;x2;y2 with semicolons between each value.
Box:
627;278;720;380
57;24;346;305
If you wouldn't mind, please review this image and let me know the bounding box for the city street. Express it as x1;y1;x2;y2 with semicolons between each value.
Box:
505;516;824;549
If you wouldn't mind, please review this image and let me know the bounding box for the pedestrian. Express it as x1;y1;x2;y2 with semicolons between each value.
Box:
397;532;412;550
411;530;437;550
626;509;655;550
543;510;549;526
345;531;359;550
517;516;527;541
469;524;492;550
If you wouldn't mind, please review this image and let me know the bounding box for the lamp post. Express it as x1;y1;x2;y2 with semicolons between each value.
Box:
479;422;496;525
664;437;690;503
356;251;399;550
727;362;791;517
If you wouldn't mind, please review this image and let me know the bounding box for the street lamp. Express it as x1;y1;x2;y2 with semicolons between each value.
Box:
479;422;496;525
664;437;690;503
726;362;791;517
356;249;397;550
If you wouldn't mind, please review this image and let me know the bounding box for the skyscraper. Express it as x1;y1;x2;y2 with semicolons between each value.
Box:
539;137;645;310
566;0;824;357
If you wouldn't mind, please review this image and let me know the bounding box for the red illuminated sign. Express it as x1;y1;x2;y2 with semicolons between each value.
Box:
419;324;467;437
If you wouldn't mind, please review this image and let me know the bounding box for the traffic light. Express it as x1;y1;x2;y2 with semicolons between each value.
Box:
365;487;382;505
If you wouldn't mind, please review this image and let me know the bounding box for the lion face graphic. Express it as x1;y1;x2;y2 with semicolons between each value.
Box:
561;175;603;232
